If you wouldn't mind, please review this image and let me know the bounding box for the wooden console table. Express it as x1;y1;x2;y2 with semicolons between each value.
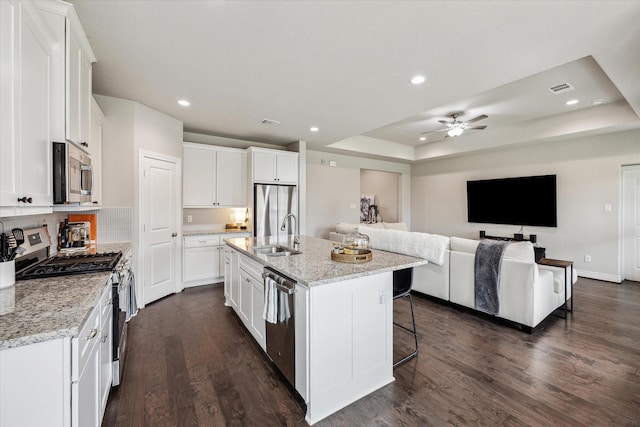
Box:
537;258;574;318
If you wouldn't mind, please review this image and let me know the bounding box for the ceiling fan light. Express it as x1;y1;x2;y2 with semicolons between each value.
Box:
448;127;464;137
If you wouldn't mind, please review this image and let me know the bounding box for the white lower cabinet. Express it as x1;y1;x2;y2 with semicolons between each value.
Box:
99;285;113;416
184;233;250;288
227;248;266;350
0;282;113;427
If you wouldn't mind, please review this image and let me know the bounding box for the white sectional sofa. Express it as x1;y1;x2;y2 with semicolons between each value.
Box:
449;237;571;331
330;223;575;332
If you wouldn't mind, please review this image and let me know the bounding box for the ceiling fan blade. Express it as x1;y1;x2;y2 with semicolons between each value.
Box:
464;114;488;124
467;125;487;130
437;120;451;126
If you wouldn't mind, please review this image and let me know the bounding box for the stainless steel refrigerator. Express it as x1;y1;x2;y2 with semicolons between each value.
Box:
254;184;298;238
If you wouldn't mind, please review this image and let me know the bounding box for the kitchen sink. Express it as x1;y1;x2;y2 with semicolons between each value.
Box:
252;245;302;257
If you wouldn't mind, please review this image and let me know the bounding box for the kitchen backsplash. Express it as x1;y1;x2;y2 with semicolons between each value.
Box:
183;208;249;227
97;207;133;243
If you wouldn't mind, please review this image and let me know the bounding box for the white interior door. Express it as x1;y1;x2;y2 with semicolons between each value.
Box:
622;165;640;282
141;154;180;304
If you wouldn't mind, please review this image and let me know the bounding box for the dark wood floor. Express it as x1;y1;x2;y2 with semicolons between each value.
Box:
102;277;640;426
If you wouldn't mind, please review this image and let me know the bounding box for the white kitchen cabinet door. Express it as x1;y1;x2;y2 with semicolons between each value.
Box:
183;143;247;207
0;1;54;216
229;248;240;310
252;150;278;183
275;152;299;184
65;18;93;147
183;145;216;206
223;247;232;303
98;305;113;417
72;298;101;427
216;150;247;206
90;97;104;205
250;148;298;185
183;245;221;287
239;268;253;325
251;277;266;350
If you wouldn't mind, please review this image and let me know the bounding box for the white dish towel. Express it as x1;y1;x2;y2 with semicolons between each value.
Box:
263;277;278;324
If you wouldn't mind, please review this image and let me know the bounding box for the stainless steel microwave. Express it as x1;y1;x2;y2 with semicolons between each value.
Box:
53;142;93;204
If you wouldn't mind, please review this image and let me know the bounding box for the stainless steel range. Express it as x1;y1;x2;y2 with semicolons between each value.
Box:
14;226;133;388
16;251;122;280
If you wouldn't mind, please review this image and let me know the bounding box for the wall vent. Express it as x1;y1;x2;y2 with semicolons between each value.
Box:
260;119;280;125
548;83;574;94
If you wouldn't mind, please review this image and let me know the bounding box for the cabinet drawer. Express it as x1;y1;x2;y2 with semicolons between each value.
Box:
239;254;263;282
184;235;220;247
73;301;100;381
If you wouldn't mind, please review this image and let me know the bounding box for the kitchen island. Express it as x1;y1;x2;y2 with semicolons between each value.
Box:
224;235;427;425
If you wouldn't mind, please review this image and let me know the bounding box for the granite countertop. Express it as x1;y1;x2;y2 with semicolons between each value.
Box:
224;235;427;287
0;242;132;350
183;225;251;236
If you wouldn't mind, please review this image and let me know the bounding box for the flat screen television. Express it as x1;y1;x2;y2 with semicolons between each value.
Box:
467;174;557;227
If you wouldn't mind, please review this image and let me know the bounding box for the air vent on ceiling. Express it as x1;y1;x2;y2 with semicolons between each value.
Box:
260;119;280;125
548;83;574;94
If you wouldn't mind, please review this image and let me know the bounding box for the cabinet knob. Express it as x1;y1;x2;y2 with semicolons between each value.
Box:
81;142;89;148
86;329;98;340
172;232;178;237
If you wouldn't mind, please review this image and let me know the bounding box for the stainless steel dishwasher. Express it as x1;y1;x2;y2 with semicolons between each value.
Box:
263;267;296;387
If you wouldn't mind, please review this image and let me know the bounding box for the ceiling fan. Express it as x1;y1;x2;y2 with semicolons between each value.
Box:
422;113;488;138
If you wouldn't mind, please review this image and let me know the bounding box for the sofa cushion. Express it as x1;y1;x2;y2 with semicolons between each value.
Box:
335;223;359;234
503;241;534;262
359;226;449;266
383;222;408;231
335;222;384;235
450;237;479;254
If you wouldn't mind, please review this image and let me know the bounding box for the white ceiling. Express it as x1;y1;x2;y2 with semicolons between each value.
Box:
70;0;640;163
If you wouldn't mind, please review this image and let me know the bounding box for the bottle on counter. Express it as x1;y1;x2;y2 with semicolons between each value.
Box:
59;219;70;249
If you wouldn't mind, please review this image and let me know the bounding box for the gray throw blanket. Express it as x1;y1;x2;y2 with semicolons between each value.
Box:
474;239;510;315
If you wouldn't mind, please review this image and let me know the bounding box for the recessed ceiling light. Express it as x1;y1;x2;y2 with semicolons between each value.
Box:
177;99;190;107
591;98;604;105
410;75;426;85
419;136;426;141
565;99;579;106
310;126;319;132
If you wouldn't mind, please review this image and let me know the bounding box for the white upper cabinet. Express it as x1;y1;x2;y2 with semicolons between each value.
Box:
39;0;96;149
0;1;55;216
90;96;104;205
250;147;299;185
66;19;93;148
183;143;247;207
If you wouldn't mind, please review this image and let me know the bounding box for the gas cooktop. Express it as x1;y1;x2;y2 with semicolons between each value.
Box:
16;251;123;280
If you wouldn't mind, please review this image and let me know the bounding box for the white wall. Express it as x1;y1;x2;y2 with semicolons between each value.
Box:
411;129;640;282
95;95;183;207
306;150;410;239
94;95;135;207
360;169;400;222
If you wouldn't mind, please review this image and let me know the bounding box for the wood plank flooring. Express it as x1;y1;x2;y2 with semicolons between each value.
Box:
102;277;640;426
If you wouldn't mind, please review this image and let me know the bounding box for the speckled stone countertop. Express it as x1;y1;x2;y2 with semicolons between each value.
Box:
0;242;132;350
183;225;251;236
224;235;427;287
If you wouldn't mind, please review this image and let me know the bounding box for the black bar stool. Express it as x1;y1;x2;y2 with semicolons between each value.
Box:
393;267;418;368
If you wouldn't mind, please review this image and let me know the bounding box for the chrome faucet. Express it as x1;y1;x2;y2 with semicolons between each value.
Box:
280;213;299;248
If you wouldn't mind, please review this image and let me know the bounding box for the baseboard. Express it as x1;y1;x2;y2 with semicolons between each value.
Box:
576;269;621;283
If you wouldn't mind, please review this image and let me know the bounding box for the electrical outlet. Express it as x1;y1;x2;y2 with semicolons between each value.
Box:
584;255;592;263
187;215;192;223
350;204;356;209
603;203;612;212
